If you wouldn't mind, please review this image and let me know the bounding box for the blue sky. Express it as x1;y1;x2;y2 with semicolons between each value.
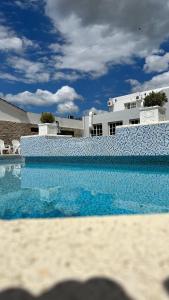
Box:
0;0;169;116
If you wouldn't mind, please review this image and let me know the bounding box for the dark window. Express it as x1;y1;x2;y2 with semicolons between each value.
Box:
129;119;140;125
91;124;103;137
109;121;123;135
31;127;38;133
124;102;136;109
60;130;74;136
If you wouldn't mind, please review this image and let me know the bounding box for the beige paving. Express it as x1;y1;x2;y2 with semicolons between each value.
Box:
0;214;169;299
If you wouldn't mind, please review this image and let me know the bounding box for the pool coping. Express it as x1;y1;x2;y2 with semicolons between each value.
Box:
0;213;169;299
0;154;24;164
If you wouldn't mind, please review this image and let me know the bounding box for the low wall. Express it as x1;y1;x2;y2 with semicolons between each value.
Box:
21;122;169;158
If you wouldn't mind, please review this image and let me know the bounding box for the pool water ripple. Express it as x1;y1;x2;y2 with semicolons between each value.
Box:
0;162;169;219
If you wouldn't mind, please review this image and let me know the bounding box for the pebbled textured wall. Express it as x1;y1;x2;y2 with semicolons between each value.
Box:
0;121;38;145
21;122;169;158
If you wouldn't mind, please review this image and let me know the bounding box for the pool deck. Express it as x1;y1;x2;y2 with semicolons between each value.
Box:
0;214;169;299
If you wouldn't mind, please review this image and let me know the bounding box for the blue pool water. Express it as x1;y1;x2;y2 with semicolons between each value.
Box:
0;161;169;219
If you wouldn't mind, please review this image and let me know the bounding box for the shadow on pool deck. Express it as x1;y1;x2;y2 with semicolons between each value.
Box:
164;277;169;295
0;278;134;300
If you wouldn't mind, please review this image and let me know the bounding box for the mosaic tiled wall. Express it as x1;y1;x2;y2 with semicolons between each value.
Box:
21;122;169;157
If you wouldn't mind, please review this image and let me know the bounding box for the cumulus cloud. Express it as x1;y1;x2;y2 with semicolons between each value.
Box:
0;20;41;83
53;71;83;81
84;107;106;116
7;57;50;83
128;72;169;92
0;72;20;82
2;86;82;114
45;0;169;76
0;24;23;52
144;52;169;73
0;24;36;52
57;101;79;114
126;79;141;90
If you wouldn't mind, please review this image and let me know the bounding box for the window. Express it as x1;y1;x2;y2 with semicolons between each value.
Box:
124;102;136;109
109;121;123;135
131;102;137;108
31;127;38;133
91;124;103;136
129;119;140;125
60;130;74;136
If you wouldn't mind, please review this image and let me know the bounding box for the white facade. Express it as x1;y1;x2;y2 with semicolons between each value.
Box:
1;85;169;139
83;86;169;137
108;86;169;112
38;123;59;136
140;106;166;124
0;98;29;123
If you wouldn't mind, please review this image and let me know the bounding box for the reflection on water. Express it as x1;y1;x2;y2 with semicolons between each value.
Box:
0;162;169;219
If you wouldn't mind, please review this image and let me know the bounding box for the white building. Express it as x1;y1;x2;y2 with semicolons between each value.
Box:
1;86;169;143
83;86;169;137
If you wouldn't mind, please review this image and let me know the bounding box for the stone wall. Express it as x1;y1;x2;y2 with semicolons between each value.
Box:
21;121;169;158
0;121;38;145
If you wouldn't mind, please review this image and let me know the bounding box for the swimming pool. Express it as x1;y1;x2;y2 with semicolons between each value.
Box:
0;160;169;219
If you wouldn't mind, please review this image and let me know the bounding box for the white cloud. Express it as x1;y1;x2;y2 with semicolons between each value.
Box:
144;52;169;73
3;86;82;113
0;24;36;53
84;107;106;115
57;101;79;114
0;21;41;82
45;0;169;76
7;57;50;83
0;25;23;52
53;71;83;81
128;71;169;92
126;79;141;90
0;72;20;82
14;0;40;9
49;43;63;53
1;56;82;84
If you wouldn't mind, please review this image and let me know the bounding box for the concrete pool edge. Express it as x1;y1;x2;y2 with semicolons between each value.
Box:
24;155;169;164
0;154;24;164
0;213;169;299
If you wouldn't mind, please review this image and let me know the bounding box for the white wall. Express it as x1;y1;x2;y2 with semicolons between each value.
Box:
83;108;140;137
110;86;169;112
83;86;169;137
56;117;83;130
0;99;29;123
27;112;41;124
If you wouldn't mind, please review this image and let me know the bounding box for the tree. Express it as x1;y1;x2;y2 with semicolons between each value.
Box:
144;91;168;107
40;112;55;123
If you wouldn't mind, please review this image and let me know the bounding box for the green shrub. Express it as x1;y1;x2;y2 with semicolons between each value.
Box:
144;91;168;107
40;112;55;123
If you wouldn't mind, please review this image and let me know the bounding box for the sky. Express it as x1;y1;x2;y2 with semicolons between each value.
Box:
0;0;169;116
